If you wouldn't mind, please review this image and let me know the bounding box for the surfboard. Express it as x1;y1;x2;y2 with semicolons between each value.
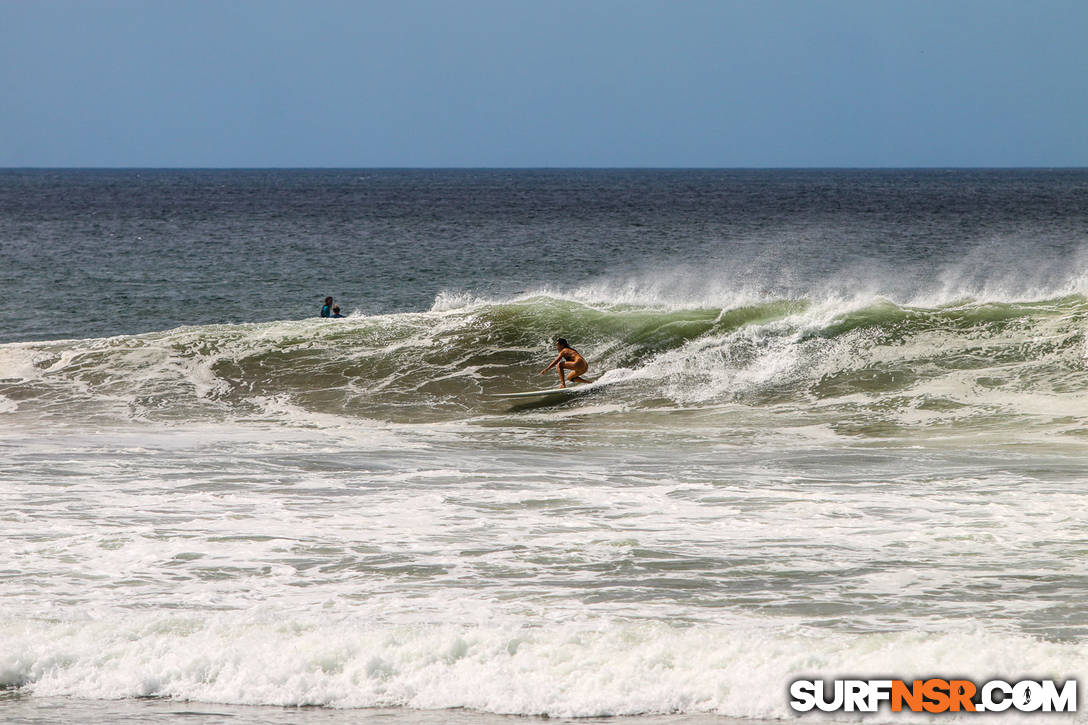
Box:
494;381;606;400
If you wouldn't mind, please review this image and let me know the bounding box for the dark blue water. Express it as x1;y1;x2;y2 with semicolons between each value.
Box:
3;169;1086;342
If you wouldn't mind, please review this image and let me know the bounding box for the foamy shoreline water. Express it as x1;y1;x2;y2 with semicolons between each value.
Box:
2;695;769;725
2;413;1085;721
3;610;1084;716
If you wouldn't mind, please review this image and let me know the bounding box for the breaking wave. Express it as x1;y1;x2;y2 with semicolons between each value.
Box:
2;290;1087;434
2;612;1084;721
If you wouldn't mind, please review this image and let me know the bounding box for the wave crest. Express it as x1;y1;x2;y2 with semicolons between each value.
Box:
2;293;1086;431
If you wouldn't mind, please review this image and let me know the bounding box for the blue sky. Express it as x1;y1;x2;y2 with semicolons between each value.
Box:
2;0;1085;167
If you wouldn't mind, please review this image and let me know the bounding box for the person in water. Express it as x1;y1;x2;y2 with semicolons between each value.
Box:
541;338;591;388
320;296;333;318
331;305;344;318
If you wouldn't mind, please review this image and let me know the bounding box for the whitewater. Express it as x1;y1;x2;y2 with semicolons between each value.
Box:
1;169;1087;724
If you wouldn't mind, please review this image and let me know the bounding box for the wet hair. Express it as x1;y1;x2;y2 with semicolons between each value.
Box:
556;338;569;348
324;296;333;304
332;306;340;313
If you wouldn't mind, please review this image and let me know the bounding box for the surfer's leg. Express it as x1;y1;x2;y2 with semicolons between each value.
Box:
557;361;573;388
566;360;590;384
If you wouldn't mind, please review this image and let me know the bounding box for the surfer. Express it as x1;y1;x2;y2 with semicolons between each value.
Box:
320;296;333;318
541;338;591;388
331;305;344;318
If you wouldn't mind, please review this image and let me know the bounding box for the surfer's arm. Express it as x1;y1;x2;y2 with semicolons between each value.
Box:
541;353;563;374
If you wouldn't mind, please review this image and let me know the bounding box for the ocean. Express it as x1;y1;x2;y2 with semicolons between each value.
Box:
1;169;1086;724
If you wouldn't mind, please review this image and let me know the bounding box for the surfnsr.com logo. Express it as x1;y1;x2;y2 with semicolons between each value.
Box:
789;678;1077;714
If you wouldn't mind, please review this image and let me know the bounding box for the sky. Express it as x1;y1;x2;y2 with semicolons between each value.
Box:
1;0;1086;168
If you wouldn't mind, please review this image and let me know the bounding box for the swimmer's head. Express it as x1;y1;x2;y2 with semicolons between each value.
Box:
555;338;569;349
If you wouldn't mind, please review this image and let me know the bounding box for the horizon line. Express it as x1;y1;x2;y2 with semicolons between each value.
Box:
2;165;1087;172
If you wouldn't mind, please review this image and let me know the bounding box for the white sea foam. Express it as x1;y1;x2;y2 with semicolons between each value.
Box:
1;614;1083;722
3;382;1087;723
0;343;48;381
